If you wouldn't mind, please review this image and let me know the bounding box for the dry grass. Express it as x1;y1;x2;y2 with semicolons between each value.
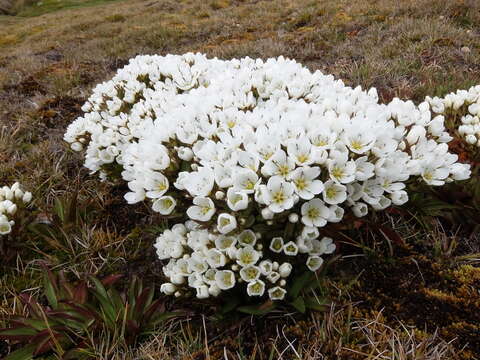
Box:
0;0;480;359
104;305;458;360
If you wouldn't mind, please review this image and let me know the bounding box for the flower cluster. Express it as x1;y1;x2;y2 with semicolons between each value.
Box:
426;85;480;147
0;182;32;236
155;223;336;300
65;53;471;300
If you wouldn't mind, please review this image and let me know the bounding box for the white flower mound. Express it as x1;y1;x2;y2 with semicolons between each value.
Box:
0;182;32;236
65;53;471;300
427;85;480;147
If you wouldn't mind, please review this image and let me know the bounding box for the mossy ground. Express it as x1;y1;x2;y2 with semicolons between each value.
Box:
0;0;480;359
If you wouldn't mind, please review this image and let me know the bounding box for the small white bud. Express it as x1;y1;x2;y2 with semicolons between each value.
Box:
288;213;299;223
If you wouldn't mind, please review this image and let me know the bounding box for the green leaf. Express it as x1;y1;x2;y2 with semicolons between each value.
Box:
0;327;38;338
44;274;58;310
89;278;117;328
90;276;109;300
289;297;306;313
4;343;36;360
289;271;314;299
19;319;48;331
304;296;329;311
54;197;66;223
220;296;240;315
237;301;276;316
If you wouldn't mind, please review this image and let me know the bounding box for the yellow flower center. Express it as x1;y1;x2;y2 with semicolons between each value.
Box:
278;165;290;176
262;152;273;161
201;206;212;215
295;177;307;190
223;273;233;285
307;207;320;219
272;239;282;250
326;187;338;199
246;268;258;279
231;195;242;204
251;282;262;292
331;167;344;179
162;198;173;208
315;139;328;147
245;180;255;190
297;154;309;163
241;234;254;244
241;252;253;264
350;140;363;151
272;191;286;204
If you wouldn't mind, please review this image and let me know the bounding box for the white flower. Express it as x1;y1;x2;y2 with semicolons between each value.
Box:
152;196;176;215
236;245;260;266
355;157;375;181
178;146;194;161
268;286;287;300
160;283;176;295
352;202;368;217
206;248;226;268
301;226;319;240
124;190;145;204
421;167;449;186
209;284;221;297
261;207;274;220
289;167;324;200
312;237;336;255
390;190;408;205
215;235;237;251
301;199;330;227
283;241;299;256
184;167;215;197
145;173;169;199
240;265;261;282
328;160;356;184
238;151;260;172
0;219;11;235
6;204;17;215
306;256;324;271
187;197;216;221
344;130;375;154
233;169;260;194
238;230;257;246
259;260;273;275
278;262;292;278
287;136;314;166
247;280;266;296
217;213;237;234
266;271;280;283
196;285;210;299
261;150;295;178
215;270;236;290
226;188;249;211
22;192;32;204
264;176;295;213
288;213;299;223
322;181;347;205
269;237;284;253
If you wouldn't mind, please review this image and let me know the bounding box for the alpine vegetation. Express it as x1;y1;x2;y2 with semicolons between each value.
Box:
427;85;480;147
0;182;32;236
64;53;471;301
